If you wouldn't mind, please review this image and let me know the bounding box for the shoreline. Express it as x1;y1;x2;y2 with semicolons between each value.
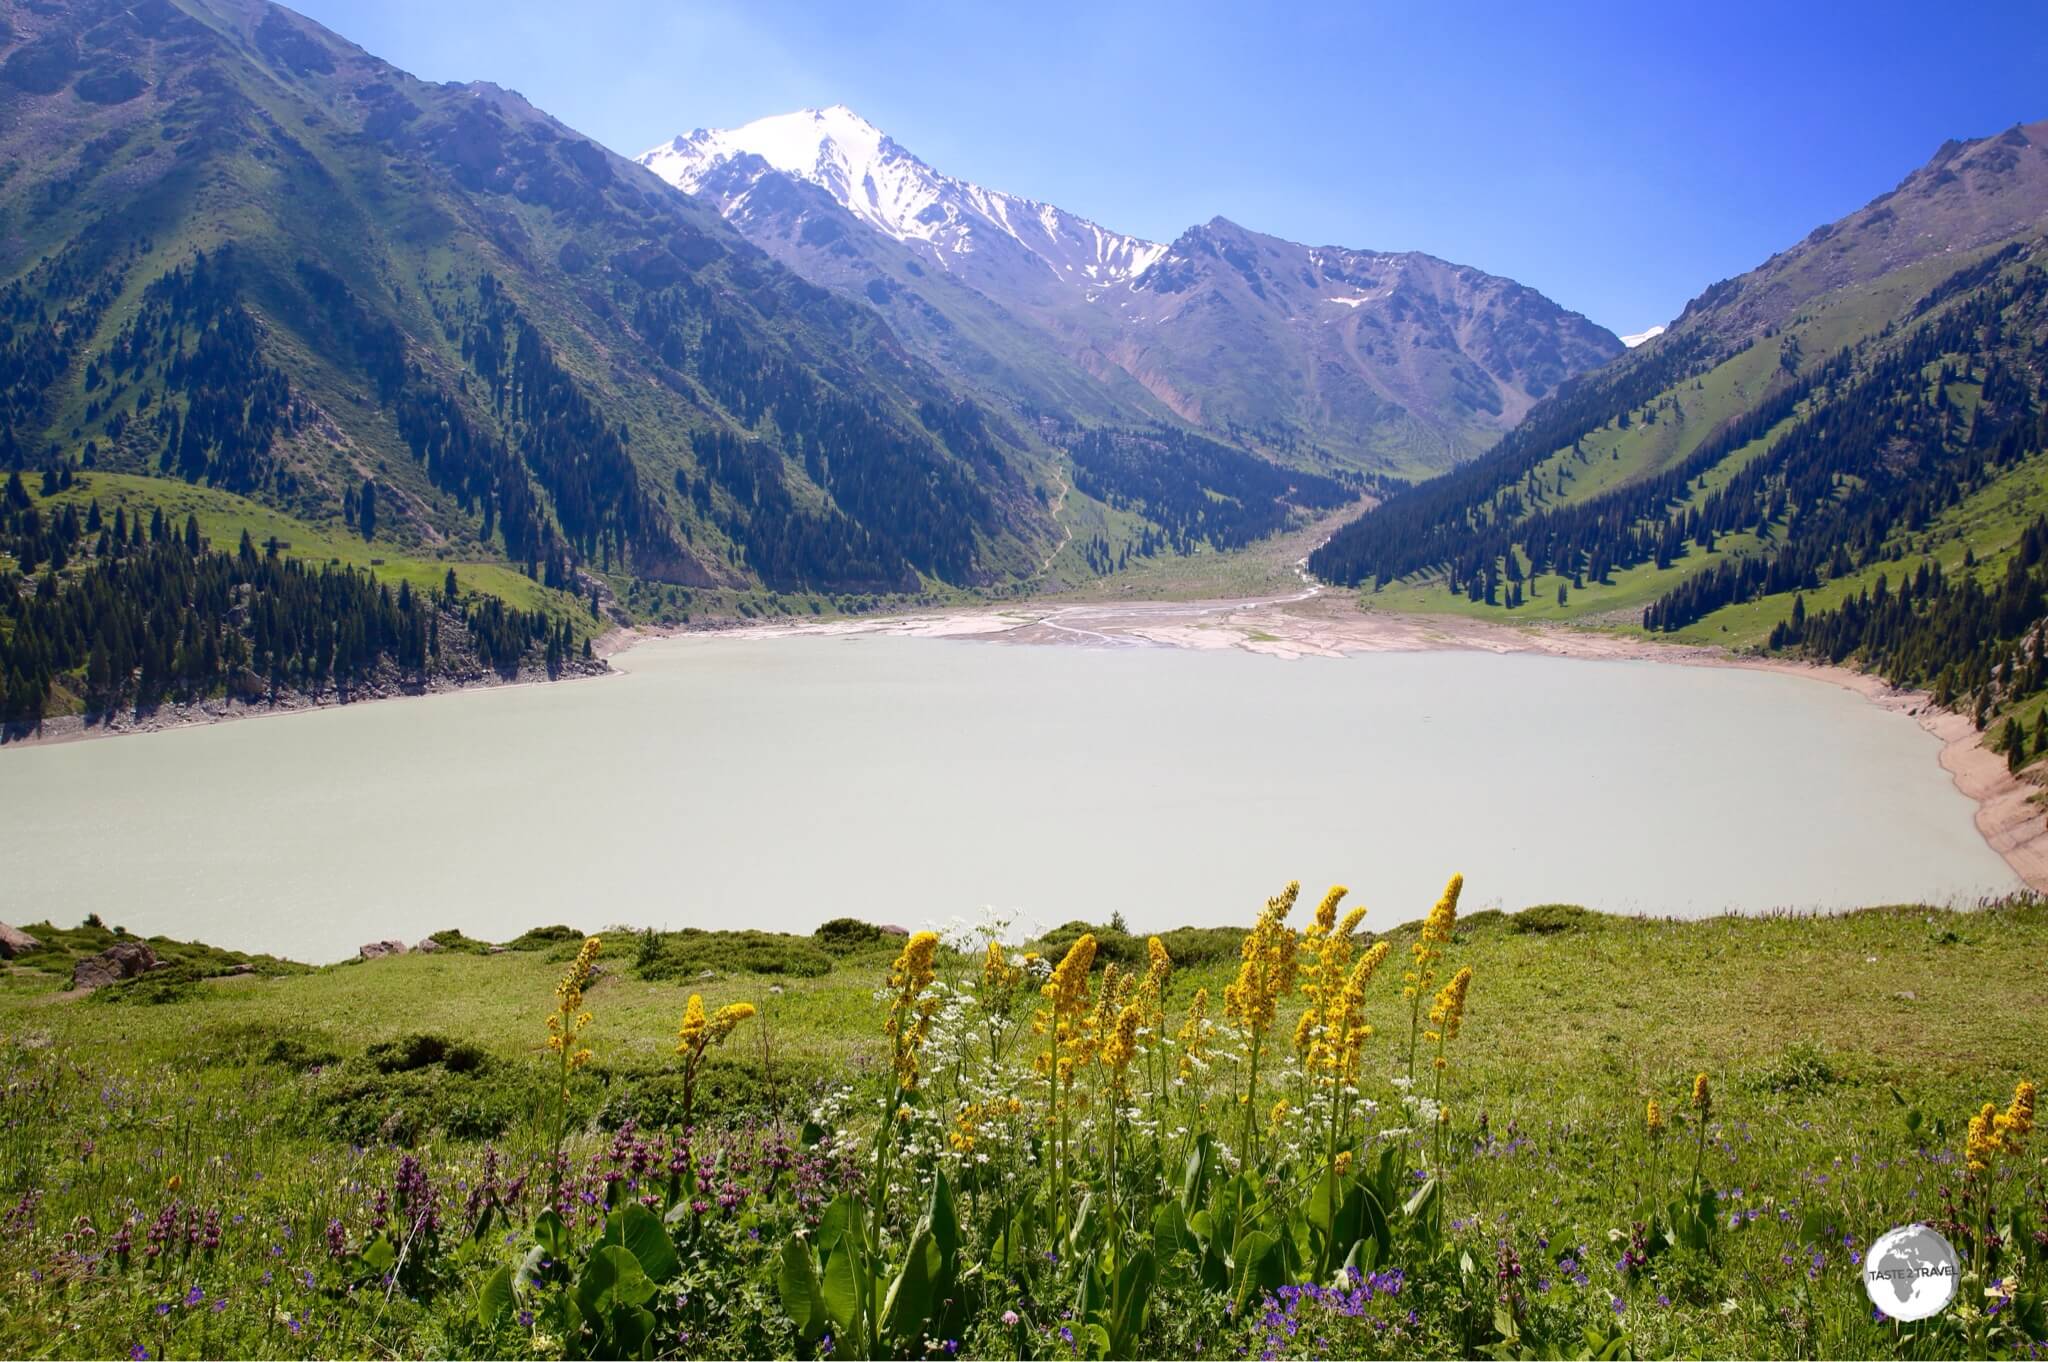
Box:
0;657;613;750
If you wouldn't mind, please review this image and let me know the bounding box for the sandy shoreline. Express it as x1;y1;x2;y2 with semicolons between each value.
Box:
611;582;2048;896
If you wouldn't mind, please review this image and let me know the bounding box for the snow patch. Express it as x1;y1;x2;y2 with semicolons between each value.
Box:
1621;324;1667;348
637;106;1167;289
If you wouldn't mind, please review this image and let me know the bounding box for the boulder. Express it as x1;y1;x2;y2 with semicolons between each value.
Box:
358;940;408;961
413;937;442;954
0;923;40;959
71;941;159;992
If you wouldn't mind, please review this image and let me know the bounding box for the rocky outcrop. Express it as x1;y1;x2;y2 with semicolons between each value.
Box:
71;942;159;992
358;940;408;961
0;923;40;958
413;937;441;954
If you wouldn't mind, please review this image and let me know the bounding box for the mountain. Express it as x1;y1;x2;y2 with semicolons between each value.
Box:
640;109;1623;474
0;0;1063;613
672;137;1181;436
1309;119;2048;758
644;107;1166;296
1109;218;1623;470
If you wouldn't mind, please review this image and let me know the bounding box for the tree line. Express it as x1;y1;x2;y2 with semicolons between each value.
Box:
1;475;579;724
1069;426;1354;554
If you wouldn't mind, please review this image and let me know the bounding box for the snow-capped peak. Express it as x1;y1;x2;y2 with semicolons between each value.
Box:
1620;324;1667;348
637;107;1167;289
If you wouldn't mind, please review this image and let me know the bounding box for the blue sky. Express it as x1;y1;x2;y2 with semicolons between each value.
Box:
291;0;2047;336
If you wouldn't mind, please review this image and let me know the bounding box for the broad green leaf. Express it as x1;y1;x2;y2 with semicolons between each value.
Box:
927;1168;962;1261
778;1240;826;1340
1307;1170;1337;1236
606;1202;680;1284
1152;1200;1189;1261
817;1193;858;1255
881;1229;941;1344
820;1234;865;1352
476;1264;514;1329
611;1304;655;1360
1112;1246;1156;1351
358;1233;396;1275
1356;1183;1393;1269
1231;1229;1278;1314
576;1244;656;1319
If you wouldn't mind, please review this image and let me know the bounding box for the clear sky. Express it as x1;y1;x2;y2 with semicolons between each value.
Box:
288;0;2047;337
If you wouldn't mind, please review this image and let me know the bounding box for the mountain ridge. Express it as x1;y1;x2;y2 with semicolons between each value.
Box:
639;106;1623;474
0;0;1070;605
1307;113;2048;713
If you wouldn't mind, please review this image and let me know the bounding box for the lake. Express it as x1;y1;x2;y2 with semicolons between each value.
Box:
0;632;2018;961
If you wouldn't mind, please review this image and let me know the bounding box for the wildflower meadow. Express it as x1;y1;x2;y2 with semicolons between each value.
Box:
0;889;2041;1360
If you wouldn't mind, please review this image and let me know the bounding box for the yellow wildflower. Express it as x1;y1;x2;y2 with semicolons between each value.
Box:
982;941;1024;994
1978;1079;2037;1166
1327;940;1390;1086
1313;883;1347;933
1134;936;1173;1045
546;936;602;1072
1101;1003;1141;1077
1295;886;1354;1068
950;1103;983;1153
1429;966;1473;1042
1268;1097;1291;1133
1967;1101;2000;1175
677;993;707;1052
1405;874;1463;998
674;993;754;1126
1646;1097;1666;1139
884;931;942;1091
1691;1072;1712;1121
2003;1079;2036;1145
1225;881;1301;1043
1036;933;1098;1078
676;994;755;1060
1333;1149;1353;1178
1177;987;1214;1080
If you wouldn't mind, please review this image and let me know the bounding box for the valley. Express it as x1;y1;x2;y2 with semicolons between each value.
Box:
2;3;2048;1360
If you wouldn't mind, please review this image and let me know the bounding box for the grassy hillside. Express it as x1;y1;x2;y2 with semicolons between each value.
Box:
1304;126;2048;773
0;0;1065;607
0;895;2040;1359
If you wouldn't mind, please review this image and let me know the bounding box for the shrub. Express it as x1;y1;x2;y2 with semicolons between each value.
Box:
507;924;583;951
813;917;885;954
299;1038;548;1144
367;1031;489;1074
1744;1040;1841;1094
633;930;833;981
1509;903;1593;935
88;963;210;1005
1035;922;1242;970
594;1057;832;1129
